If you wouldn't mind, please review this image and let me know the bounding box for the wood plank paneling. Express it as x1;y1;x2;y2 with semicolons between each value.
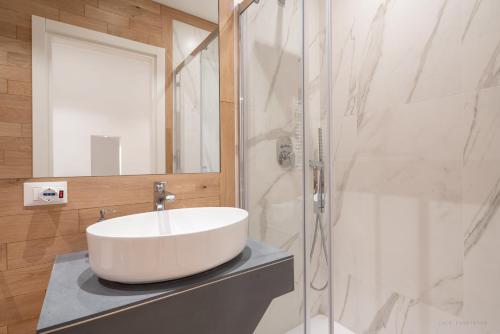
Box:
6;52;31;68
7;234;87;270
0;8;32;28
0;22;17;39
51;0;86;16
16;25;31;42
107;24;149;44
0;107;31;123
0;122;21;137
130;18;162;36
0;0;59;21
0;37;31;55
0;65;31;82
0;174;219;217
0;210;79;244
0;165;31;178
5;318;37;334
0;244;6;271
0;137;31;152
0;291;45;326
219;101;236;206
171;196;220;209
98;0;160;17
0;325;6;334
219;2;236;206
59;10;107;33
85;4;129;27
4;150;31;166
0;263;52;298
7;81;31;96
0;94;31;109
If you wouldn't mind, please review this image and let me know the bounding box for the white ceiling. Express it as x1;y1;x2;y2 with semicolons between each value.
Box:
153;0;219;23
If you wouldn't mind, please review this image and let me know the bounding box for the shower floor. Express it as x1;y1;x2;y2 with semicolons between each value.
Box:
285;314;356;334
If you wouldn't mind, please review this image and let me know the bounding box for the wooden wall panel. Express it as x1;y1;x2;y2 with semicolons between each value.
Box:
59;10;108;32
219;0;237;206
7;233;87;270
0;243;6;271
0;173;219;217
0;263;52;299
0;210;79;244
6;318;37;334
0;0;237;332
0;291;45;327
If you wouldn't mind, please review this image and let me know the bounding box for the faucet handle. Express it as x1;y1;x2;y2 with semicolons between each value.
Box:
154;181;167;192
165;193;176;202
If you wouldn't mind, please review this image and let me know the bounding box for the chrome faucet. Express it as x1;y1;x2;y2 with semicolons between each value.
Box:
154;181;176;211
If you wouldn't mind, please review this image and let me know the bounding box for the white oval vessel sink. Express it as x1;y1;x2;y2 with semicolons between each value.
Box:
86;207;248;284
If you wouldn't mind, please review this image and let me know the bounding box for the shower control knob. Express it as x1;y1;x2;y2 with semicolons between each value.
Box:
276;136;295;168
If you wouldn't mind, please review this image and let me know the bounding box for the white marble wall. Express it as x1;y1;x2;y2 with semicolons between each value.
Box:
332;0;500;333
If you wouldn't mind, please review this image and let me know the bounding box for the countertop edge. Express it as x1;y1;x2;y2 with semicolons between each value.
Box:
37;254;293;334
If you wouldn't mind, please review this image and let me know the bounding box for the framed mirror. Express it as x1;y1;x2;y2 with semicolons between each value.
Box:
28;0;219;178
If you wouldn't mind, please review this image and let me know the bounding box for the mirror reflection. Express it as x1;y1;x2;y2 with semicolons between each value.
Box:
173;21;220;173
31;0;219;177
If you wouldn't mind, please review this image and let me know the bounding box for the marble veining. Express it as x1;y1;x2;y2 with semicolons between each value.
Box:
461;0;484;42
364;293;400;334
464;178;500;256
333;0;500;333
463;40;500;162
350;1;389;129
406;0;449;103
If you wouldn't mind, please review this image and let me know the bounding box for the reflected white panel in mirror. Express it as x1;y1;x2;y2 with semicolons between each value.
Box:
32;16;165;177
91;136;121;176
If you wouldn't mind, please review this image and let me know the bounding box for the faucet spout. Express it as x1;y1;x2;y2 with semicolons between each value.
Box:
154;181;176;211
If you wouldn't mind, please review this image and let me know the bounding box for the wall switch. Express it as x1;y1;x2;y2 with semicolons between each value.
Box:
24;181;68;206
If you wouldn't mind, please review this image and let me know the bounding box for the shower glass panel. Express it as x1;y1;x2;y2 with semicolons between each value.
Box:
239;0;332;333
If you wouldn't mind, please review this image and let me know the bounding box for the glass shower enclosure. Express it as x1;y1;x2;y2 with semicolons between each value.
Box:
241;0;500;333
239;0;332;333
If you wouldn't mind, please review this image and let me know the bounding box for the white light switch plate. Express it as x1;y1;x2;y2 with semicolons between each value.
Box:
24;181;68;206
